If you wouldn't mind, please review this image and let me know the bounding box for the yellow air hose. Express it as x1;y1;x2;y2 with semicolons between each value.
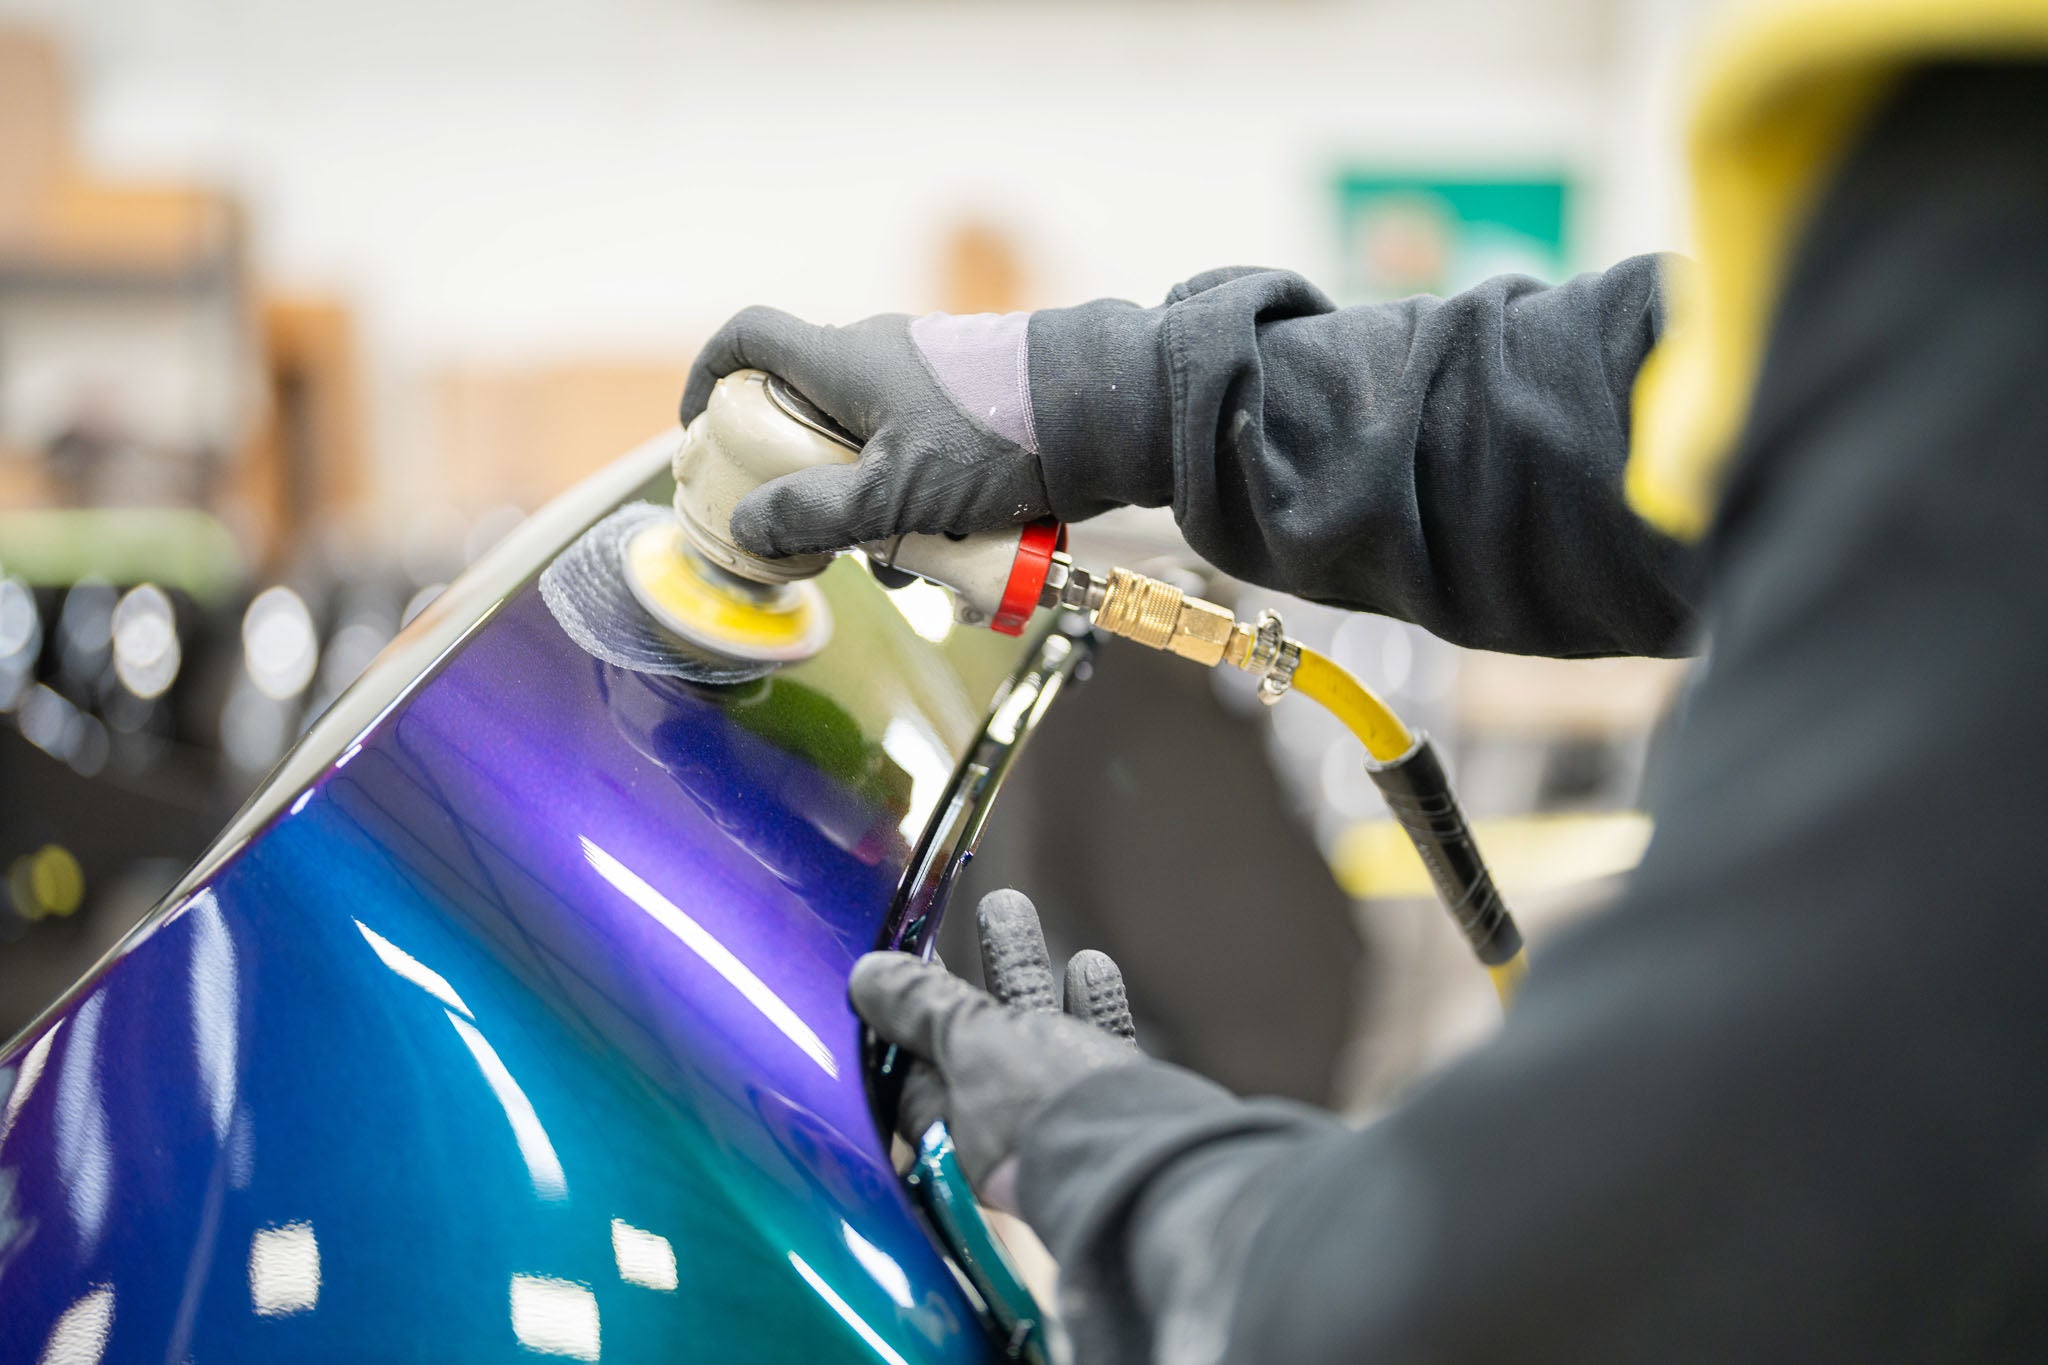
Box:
1083;569;1528;1008
1290;646;1415;764
1293;647;1526;1007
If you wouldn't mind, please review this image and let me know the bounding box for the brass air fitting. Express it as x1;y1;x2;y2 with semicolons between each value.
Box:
1085;565;1300;700
1093;568;1234;665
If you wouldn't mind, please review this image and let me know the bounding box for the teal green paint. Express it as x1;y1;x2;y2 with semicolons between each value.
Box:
908;1125;1048;1365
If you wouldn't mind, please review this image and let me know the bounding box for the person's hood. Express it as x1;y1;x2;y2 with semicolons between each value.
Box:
1628;0;2048;541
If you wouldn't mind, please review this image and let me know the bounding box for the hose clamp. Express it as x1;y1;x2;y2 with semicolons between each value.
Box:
1247;610;1300;705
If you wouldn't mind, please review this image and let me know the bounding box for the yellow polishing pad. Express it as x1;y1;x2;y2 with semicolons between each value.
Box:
621;520;831;664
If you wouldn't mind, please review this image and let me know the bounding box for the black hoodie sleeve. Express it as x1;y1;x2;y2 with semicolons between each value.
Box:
1015;62;2048;1365
1027;254;1695;658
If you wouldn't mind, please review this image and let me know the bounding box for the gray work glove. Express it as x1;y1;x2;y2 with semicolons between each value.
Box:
850;888;1141;1212
679;308;1055;558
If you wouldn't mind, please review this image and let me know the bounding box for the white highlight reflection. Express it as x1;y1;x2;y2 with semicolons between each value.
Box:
611;1218;677;1292
0;575;39;660
229;1109;256;1190
0;1019;61;1148
111;584;180;700
446;1010;567;1201
52;994;111;1255
580;837;838;1078
790;1252;910;1365
188;893;238;1142
20;683;82;761
880;716;951;844
242;586;318;699
842;1222;915;1309
885;577;954;644
355;920;473;1018
249;1221;321;1316
37;1283;114;1365
510;1274;600;1360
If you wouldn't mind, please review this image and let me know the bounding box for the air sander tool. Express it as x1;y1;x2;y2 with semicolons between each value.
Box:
596;367;1526;1002
621;369;1070;666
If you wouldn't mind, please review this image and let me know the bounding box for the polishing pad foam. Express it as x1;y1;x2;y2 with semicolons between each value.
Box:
542;503;789;684
620;519;831;665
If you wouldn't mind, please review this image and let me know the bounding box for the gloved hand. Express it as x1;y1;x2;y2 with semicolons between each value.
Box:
679;308;1055;559
850;888;1141;1212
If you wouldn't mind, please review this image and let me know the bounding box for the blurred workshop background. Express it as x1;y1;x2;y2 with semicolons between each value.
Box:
0;0;1701;1109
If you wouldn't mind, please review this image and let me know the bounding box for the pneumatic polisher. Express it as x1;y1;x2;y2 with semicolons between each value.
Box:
621;368;1080;667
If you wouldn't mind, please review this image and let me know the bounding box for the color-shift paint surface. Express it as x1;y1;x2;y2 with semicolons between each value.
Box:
0;494;1022;1361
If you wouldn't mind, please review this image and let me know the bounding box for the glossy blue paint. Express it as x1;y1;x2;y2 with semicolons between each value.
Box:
0;465;1028;1361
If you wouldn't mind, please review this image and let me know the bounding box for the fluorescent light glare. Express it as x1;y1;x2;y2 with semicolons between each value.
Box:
580;838;838;1078
447;1011;567;1201
37;1284;114;1365
789;1252;910;1365
843;1222;916;1309
611;1218;678;1292
509;1275;600;1361
355;920;473;1018
249;1221;321;1317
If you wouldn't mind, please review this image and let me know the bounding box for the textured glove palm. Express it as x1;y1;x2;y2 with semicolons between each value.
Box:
850;889;1141;1210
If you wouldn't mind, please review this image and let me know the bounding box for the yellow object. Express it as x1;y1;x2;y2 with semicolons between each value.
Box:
1290;646;1530;1006
622;520;831;663
1331;810;1656;903
8;844;84;921
1289;647;1414;764
1487;955;1529;1008
1628;0;2048;539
